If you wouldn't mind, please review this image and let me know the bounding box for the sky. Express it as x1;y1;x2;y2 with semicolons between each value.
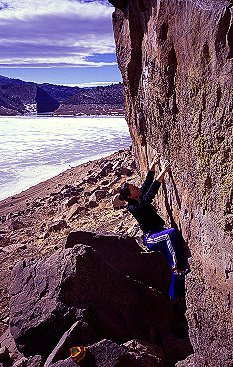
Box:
0;0;122;86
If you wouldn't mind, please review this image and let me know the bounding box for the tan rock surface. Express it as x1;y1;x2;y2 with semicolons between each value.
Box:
109;1;233;366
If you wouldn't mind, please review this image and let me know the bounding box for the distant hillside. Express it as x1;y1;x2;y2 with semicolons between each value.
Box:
54;83;124;116
38;83;80;103
0;76;59;115
65;84;123;105
0;75;124;116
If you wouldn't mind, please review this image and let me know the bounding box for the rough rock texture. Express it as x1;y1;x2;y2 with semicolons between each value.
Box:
0;148;139;339
65;231;172;294
48;338;167;367
9;240;192;365
109;1;233;366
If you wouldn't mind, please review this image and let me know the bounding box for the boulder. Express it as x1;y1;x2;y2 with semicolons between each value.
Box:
122;339;166;366
65;197;78;208
11;356;42;367
83;190;92;198
115;167;132;177
0;328;23;361
65;204;84;221
44;320;96;367
86;176;97;184
49;339;128;367
99;163;113;177
84;339;128;367
111;1;233;365
87;199;98;208
48;338;168;367
12;357;27;367
88;189;107;205
47;220;67;232
112;194;126;209
49;357;76;367
0;347;11;363
26;355;42;367
65;231;172;294
101;180;110;186
61;185;83;199
9;220;25;231
9;244;175;360
176;354;196;367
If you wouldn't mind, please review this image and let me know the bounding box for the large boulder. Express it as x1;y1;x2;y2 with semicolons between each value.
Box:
9;242;183;362
65;231;172;294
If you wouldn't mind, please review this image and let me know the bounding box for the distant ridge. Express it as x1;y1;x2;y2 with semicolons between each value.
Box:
0;75;124;116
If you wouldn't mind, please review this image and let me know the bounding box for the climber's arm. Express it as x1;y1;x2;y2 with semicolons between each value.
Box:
140;154;161;195
156;160;170;183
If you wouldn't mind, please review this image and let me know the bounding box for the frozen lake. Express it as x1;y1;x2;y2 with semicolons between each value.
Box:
0;116;131;201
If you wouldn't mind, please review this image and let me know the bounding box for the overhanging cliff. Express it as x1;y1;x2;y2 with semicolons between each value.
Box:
109;0;233;366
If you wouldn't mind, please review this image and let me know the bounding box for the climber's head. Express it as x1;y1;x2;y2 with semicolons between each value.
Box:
119;182;141;201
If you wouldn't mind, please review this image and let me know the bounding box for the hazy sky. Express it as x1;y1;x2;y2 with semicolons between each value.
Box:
0;0;121;85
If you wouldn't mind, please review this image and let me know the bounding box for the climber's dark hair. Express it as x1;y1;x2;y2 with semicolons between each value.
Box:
119;182;131;201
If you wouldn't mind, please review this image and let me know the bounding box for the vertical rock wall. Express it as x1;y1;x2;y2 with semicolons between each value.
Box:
109;0;233;366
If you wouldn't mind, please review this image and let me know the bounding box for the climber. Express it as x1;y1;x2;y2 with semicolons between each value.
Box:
119;153;189;301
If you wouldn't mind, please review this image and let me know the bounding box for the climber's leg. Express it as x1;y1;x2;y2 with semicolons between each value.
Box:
144;227;187;301
144;227;181;268
169;271;186;301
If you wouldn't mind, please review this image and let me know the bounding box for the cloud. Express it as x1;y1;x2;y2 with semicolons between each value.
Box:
0;0;116;67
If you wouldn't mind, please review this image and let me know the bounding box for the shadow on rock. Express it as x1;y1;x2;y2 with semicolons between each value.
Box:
7;231;193;366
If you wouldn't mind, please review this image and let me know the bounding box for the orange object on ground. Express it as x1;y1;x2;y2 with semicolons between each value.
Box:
70;346;87;363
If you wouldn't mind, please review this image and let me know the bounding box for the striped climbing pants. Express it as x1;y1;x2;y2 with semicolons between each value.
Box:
144;227;185;300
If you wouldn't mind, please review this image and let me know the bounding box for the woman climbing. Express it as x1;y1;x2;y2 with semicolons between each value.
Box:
119;153;189;301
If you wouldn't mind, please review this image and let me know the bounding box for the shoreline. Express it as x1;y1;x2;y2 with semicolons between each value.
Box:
0;115;131;203
0;113;125;118
0;147;135;217
0;147;140;338
0;149;123;202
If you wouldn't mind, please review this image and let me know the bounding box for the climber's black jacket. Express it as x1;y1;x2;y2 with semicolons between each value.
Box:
127;170;165;233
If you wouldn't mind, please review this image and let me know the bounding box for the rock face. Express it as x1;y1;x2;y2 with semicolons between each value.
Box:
109;1;233;366
9;235;192;365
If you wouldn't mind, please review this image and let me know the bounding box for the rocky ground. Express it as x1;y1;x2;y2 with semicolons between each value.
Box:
0;148;140;334
0;147;193;367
